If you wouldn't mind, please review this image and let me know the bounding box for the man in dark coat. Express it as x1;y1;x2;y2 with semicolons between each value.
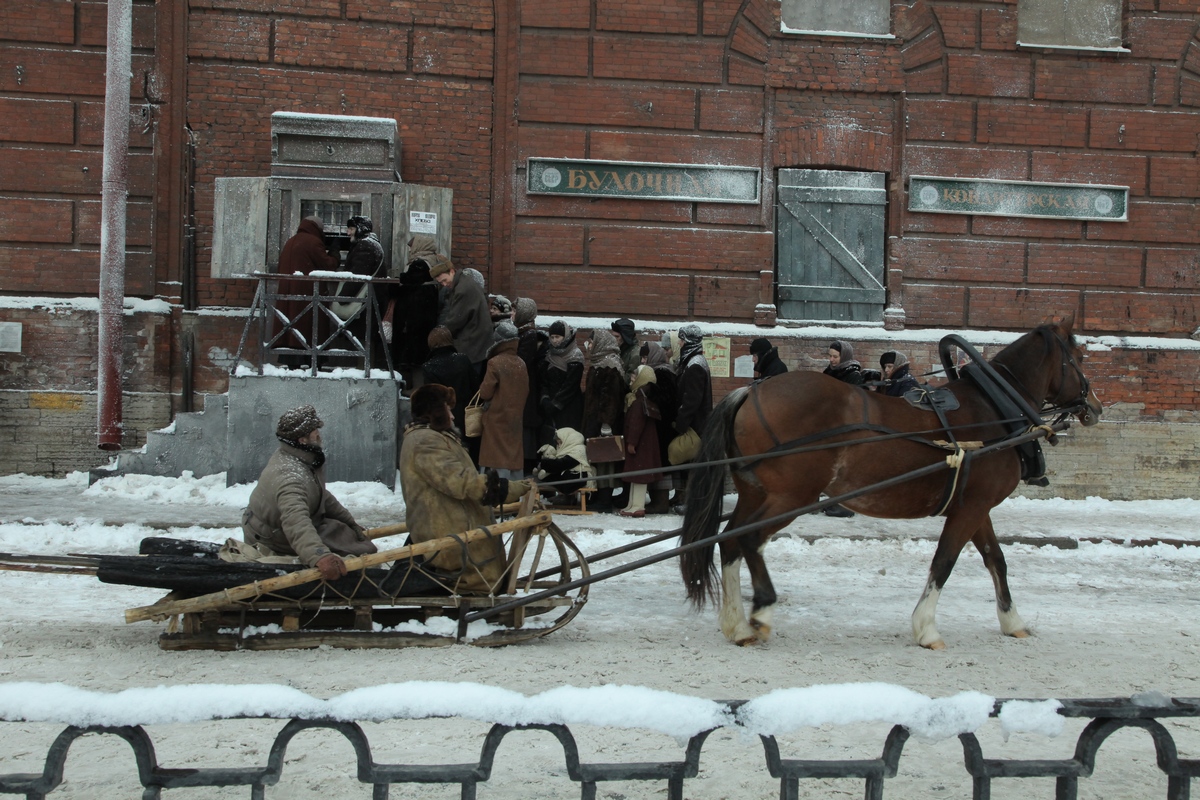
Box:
389;252;441;381
430;256;493;374
640;341;676;514
240;405;377;581
611;318;641;377
749;337;787;381
421;326;476;437
276;216;339;351
513;297;547;474
670;324;712;513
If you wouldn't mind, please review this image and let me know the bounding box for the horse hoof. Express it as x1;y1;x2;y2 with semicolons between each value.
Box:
1007;629;1031;639
735;635;760;647
921;639;946;651
751;623;772;642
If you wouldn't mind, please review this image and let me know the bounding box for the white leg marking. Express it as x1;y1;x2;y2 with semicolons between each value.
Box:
997;603;1028;637
718;559;757;644
750;604;774;641
911;577;944;648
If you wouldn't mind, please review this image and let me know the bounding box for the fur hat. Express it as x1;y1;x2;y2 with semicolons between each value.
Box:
513;297;538;327
427;325;454;350
611;318;636;347
276;405;323;441
493;321;519;345
880;350;909;369
427;254;454;278
410;384;457;431
749;337;773;357
489;294;513;315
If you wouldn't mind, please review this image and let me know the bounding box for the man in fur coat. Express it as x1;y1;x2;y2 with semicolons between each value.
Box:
241;405;377;581
399;384;532;593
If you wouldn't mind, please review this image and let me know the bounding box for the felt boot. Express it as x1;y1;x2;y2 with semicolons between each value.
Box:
645;488;671;515
590;487;615;513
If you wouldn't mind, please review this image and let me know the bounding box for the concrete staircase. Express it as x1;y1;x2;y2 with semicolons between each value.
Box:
91;394;229;483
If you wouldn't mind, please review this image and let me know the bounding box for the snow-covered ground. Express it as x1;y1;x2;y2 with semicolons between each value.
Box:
1;472;1198;798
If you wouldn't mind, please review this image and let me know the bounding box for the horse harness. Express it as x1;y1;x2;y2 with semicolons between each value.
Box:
742;331;1087;517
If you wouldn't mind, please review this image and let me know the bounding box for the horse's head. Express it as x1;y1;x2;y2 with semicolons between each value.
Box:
1045;316;1102;427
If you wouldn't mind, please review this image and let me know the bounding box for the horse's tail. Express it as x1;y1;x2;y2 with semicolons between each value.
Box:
680;385;749;608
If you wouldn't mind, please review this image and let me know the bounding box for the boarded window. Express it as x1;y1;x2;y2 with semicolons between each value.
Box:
781;0;890;37
1017;0;1123;50
775;170;886;323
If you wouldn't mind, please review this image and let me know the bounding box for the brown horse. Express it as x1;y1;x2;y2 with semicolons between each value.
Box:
679;319;1102;649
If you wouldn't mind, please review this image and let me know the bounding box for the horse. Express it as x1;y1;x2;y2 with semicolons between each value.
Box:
678;318;1102;649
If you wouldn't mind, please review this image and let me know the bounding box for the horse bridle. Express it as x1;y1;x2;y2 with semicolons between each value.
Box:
993;328;1093;421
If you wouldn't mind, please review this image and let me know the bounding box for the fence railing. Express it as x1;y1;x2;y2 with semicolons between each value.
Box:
2;691;1198;800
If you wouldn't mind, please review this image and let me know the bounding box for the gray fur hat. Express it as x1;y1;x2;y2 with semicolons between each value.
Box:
276;404;323;441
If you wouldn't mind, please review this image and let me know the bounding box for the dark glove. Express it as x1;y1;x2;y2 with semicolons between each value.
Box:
316;553;348;581
540;397;556;418
482;469;509;507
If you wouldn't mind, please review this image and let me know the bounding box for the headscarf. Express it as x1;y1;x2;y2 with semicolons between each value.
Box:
625;364;657;410
542;427;594;483
828;340;856;362
545;322;584;371
640;341;670;370
427;325;455;351
588;329;625;374
513;297;538;329
461;267;486;290
749;338;773;357
408;234;438;265
677;324;705;369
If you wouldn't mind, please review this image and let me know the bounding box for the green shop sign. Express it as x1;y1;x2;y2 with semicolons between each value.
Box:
527;158;761;204
908;176;1128;221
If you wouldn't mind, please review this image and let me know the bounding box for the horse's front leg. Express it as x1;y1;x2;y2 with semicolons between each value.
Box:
717;541;758;645
972;515;1030;638
742;540;778;643
912;511;981;650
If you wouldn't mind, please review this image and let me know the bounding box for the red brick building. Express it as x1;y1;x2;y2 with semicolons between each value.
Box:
1;0;1198;493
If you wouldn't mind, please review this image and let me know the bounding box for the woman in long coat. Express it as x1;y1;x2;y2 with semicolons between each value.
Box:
538;321;585;436
581;328;627;511
477;322;528;478
618;365;663;518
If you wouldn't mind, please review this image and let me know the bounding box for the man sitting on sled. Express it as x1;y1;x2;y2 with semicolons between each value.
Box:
240;405;378;581
400;384;533;593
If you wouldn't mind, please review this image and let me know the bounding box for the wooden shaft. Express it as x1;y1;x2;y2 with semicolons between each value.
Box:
364;502;524;540
124;511;552;624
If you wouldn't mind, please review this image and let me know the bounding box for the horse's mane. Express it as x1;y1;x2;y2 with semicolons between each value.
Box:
990;324;1073;370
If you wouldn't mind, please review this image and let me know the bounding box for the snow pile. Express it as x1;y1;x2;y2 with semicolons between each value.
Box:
998;699;1064;739
737;683;995;740
0;682;732;738
233;363;400;381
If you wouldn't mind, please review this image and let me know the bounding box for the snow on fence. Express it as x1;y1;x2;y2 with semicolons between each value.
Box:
0;681;1196;799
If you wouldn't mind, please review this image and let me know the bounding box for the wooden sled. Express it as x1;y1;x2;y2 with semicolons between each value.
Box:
2;507;591;651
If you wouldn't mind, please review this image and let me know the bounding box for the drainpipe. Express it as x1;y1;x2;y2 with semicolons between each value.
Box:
97;0;132;450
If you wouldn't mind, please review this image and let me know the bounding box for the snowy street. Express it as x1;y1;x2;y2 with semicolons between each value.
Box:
1;472;1199;798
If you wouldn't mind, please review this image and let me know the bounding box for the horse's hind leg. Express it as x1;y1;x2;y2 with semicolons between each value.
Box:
912;510;983;650
972;515;1030;638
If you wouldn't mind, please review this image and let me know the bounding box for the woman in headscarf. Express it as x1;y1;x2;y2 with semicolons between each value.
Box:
538;321;585;437
823;340;864;386
668;324;712;512
880;350;919;397
618;365;663;518
534;427;595;498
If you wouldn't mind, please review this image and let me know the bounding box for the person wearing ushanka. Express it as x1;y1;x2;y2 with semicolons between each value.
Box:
749;337;787;381
611;318;642;378
879;350;920;397
399;384;532;593
823;340;864;386
430;255;493;376
241;405;377;581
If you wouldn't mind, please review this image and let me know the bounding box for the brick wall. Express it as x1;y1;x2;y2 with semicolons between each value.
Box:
0;1;158;297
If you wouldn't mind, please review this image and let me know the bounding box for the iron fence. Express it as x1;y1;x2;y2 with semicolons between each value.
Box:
2;696;1199;799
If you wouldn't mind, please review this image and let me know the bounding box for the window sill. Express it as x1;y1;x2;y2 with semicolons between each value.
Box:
1016;41;1130;54
780;28;896;41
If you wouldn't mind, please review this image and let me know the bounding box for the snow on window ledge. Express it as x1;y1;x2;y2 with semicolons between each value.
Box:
780;26;896;40
1016;40;1129;53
